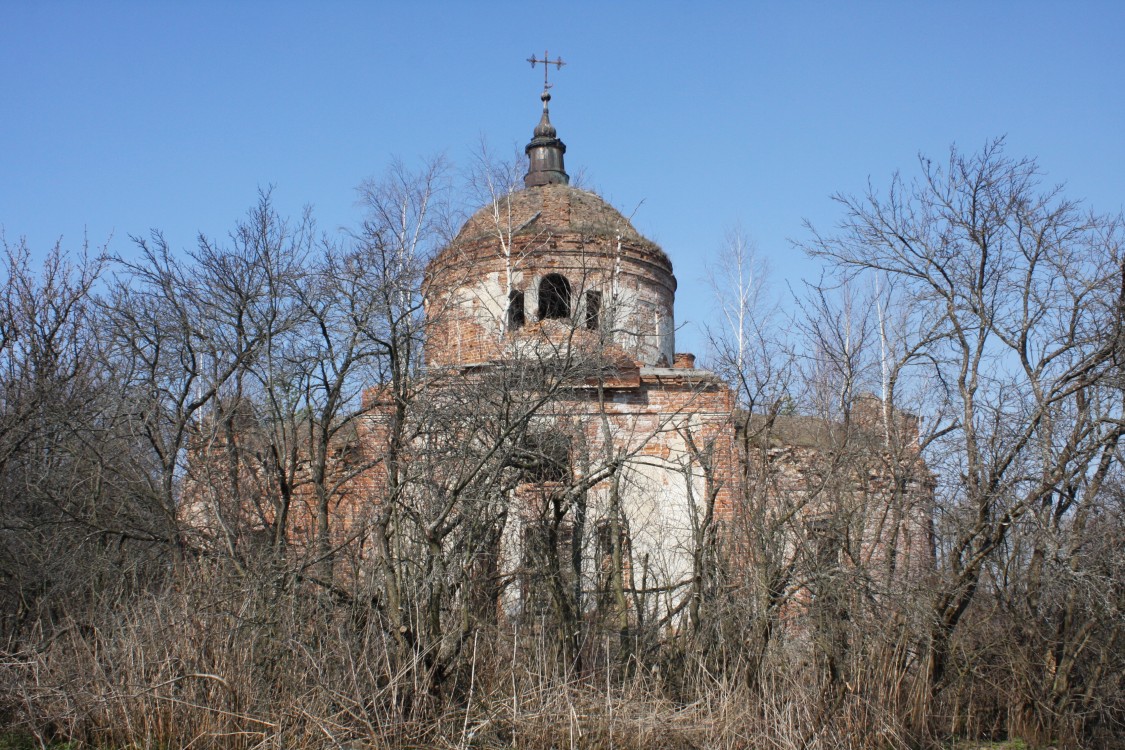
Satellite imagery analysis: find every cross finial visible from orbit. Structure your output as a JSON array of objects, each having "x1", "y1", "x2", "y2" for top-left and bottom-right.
[{"x1": 527, "y1": 50, "x2": 566, "y2": 90}]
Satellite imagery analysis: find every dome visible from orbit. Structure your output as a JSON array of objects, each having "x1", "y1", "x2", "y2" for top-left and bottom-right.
[
  {"x1": 422, "y1": 88, "x2": 677, "y2": 369},
  {"x1": 438, "y1": 184, "x2": 673, "y2": 274}
]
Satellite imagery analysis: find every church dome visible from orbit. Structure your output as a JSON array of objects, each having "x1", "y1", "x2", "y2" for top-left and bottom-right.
[
  {"x1": 423, "y1": 88, "x2": 677, "y2": 369},
  {"x1": 439, "y1": 183, "x2": 673, "y2": 275}
]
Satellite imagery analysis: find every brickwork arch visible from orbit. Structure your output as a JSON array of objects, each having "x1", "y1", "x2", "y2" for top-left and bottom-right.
[{"x1": 538, "y1": 273, "x2": 572, "y2": 320}]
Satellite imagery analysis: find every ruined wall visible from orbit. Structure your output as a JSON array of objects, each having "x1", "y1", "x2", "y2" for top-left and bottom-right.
[
  {"x1": 181, "y1": 411, "x2": 382, "y2": 558},
  {"x1": 732, "y1": 405, "x2": 935, "y2": 601},
  {"x1": 491, "y1": 362, "x2": 738, "y2": 615}
]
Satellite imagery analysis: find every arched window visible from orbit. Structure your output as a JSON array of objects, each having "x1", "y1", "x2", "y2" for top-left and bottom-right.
[
  {"x1": 537, "y1": 274, "x2": 571, "y2": 320},
  {"x1": 520, "y1": 431, "x2": 571, "y2": 483},
  {"x1": 507, "y1": 290, "x2": 526, "y2": 330}
]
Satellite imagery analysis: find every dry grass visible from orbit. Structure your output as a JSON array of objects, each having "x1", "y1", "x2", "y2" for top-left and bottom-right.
[{"x1": 0, "y1": 566, "x2": 1114, "y2": 750}]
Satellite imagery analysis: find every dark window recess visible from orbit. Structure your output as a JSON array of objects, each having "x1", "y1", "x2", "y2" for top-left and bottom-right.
[
  {"x1": 507, "y1": 290, "x2": 526, "y2": 330},
  {"x1": 596, "y1": 520, "x2": 616, "y2": 560},
  {"x1": 519, "y1": 431, "x2": 571, "y2": 483},
  {"x1": 538, "y1": 273, "x2": 571, "y2": 320},
  {"x1": 584, "y1": 290, "x2": 602, "y2": 331},
  {"x1": 520, "y1": 519, "x2": 575, "y2": 615}
]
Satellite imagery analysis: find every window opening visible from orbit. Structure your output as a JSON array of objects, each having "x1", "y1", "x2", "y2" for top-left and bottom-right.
[
  {"x1": 519, "y1": 431, "x2": 571, "y2": 483},
  {"x1": 507, "y1": 290, "x2": 526, "y2": 330},
  {"x1": 584, "y1": 290, "x2": 602, "y2": 331},
  {"x1": 520, "y1": 517, "x2": 575, "y2": 616},
  {"x1": 538, "y1": 274, "x2": 571, "y2": 320}
]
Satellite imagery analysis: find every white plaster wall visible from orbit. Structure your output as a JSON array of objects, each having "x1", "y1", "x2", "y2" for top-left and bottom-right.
[
  {"x1": 441, "y1": 259, "x2": 674, "y2": 367},
  {"x1": 616, "y1": 453, "x2": 704, "y2": 599}
]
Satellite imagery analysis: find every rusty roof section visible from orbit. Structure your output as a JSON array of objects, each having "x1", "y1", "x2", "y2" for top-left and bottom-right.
[{"x1": 445, "y1": 184, "x2": 672, "y2": 269}]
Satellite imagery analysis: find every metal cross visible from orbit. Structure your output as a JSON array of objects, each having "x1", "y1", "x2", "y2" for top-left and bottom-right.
[{"x1": 527, "y1": 51, "x2": 566, "y2": 90}]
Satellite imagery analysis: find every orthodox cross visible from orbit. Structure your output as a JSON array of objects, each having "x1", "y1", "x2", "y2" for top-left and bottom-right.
[{"x1": 527, "y1": 51, "x2": 566, "y2": 90}]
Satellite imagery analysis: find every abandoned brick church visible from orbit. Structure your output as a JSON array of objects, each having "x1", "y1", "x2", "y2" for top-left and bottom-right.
[
  {"x1": 189, "y1": 79, "x2": 932, "y2": 614},
  {"x1": 378, "y1": 80, "x2": 928, "y2": 603}
]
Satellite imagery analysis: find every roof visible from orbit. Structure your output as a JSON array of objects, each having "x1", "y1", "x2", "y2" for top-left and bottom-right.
[{"x1": 441, "y1": 184, "x2": 672, "y2": 271}]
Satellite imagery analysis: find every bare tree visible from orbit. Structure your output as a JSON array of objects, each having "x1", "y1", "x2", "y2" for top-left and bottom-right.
[
  {"x1": 176, "y1": 194, "x2": 316, "y2": 566},
  {"x1": 802, "y1": 138, "x2": 1125, "y2": 739}
]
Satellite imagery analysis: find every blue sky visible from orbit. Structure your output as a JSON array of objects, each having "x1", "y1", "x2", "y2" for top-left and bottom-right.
[{"x1": 3, "y1": 2, "x2": 1123, "y2": 358}]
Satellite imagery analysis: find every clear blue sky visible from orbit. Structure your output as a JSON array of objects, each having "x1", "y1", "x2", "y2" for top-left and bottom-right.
[{"x1": 3, "y1": 2, "x2": 1122, "y2": 358}]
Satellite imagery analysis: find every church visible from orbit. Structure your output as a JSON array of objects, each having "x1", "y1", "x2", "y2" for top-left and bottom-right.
[
  {"x1": 362, "y1": 79, "x2": 740, "y2": 616},
  {"x1": 186, "y1": 72, "x2": 932, "y2": 628},
  {"x1": 351, "y1": 76, "x2": 931, "y2": 620}
]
